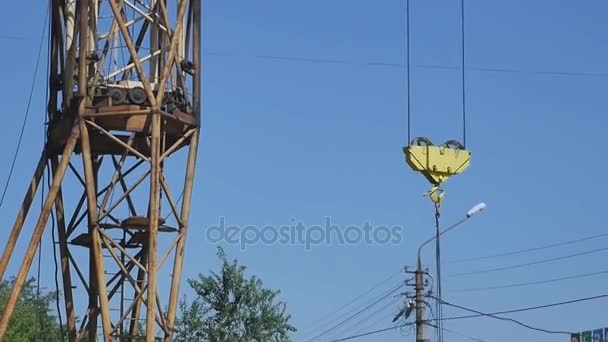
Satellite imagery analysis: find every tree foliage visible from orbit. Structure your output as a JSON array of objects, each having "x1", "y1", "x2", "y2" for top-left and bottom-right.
[
  {"x1": 175, "y1": 247, "x2": 296, "y2": 342},
  {"x1": 0, "y1": 277, "x2": 63, "y2": 342}
]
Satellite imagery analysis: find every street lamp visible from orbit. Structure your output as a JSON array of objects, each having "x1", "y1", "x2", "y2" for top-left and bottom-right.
[
  {"x1": 417, "y1": 202, "x2": 486, "y2": 262},
  {"x1": 414, "y1": 202, "x2": 486, "y2": 342}
]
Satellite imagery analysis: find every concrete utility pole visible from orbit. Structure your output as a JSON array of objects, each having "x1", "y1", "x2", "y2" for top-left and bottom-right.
[
  {"x1": 415, "y1": 259, "x2": 426, "y2": 342},
  {"x1": 407, "y1": 203, "x2": 485, "y2": 342},
  {"x1": 0, "y1": 1, "x2": 201, "y2": 341}
]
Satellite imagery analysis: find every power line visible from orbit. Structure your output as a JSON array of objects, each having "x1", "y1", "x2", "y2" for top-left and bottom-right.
[
  {"x1": 332, "y1": 296, "x2": 399, "y2": 339},
  {"x1": 426, "y1": 322, "x2": 484, "y2": 342},
  {"x1": 417, "y1": 64, "x2": 608, "y2": 77},
  {"x1": 432, "y1": 294, "x2": 608, "y2": 322},
  {"x1": 301, "y1": 269, "x2": 402, "y2": 333},
  {"x1": 453, "y1": 269, "x2": 608, "y2": 293},
  {"x1": 0, "y1": 5, "x2": 49, "y2": 212},
  {"x1": 0, "y1": 34, "x2": 28, "y2": 41},
  {"x1": 434, "y1": 297, "x2": 572, "y2": 335},
  {"x1": 306, "y1": 283, "x2": 405, "y2": 342},
  {"x1": 447, "y1": 233, "x2": 608, "y2": 264},
  {"x1": 203, "y1": 51, "x2": 608, "y2": 78},
  {"x1": 328, "y1": 323, "x2": 411, "y2": 342},
  {"x1": 449, "y1": 247, "x2": 608, "y2": 277}
]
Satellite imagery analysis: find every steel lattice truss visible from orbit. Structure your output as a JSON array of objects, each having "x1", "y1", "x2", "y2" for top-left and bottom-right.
[{"x1": 0, "y1": 0, "x2": 201, "y2": 341}]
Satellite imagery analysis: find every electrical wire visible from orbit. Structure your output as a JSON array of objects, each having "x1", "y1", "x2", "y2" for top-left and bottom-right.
[
  {"x1": 328, "y1": 290, "x2": 608, "y2": 341},
  {"x1": 434, "y1": 297, "x2": 572, "y2": 335},
  {"x1": 449, "y1": 247, "x2": 608, "y2": 277},
  {"x1": 48, "y1": 163, "x2": 64, "y2": 339},
  {"x1": 331, "y1": 296, "x2": 400, "y2": 340},
  {"x1": 306, "y1": 283, "x2": 405, "y2": 342},
  {"x1": 432, "y1": 294, "x2": 608, "y2": 323},
  {"x1": 203, "y1": 51, "x2": 608, "y2": 78},
  {"x1": 447, "y1": 233, "x2": 608, "y2": 264},
  {"x1": 44, "y1": 1, "x2": 63, "y2": 336},
  {"x1": 301, "y1": 269, "x2": 402, "y2": 333},
  {"x1": 0, "y1": 34, "x2": 28, "y2": 40},
  {"x1": 0, "y1": 3, "x2": 49, "y2": 212},
  {"x1": 453, "y1": 269, "x2": 608, "y2": 293},
  {"x1": 426, "y1": 322, "x2": 484, "y2": 342},
  {"x1": 424, "y1": 299, "x2": 439, "y2": 342},
  {"x1": 328, "y1": 322, "x2": 412, "y2": 342},
  {"x1": 35, "y1": 4, "x2": 51, "y2": 324}
]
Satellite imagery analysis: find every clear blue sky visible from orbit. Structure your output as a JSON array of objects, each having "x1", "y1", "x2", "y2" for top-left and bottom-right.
[{"x1": 1, "y1": 1, "x2": 608, "y2": 341}]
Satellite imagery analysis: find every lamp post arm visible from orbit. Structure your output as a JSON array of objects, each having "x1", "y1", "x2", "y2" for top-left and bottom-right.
[{"x1": 417, "y1": 216, "x2": 469, "y2": 261}]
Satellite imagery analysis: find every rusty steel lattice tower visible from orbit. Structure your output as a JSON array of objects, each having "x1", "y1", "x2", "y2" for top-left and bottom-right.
[{"x1": 0, "y1": 0, "x2": 201, "y2": 340}]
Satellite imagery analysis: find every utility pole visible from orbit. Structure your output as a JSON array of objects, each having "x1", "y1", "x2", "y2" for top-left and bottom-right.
[
  {"x1": 397, "y1": 263, "x2": 428, "y2": 342},
  {"x1": 397, "y1": 204, "x2": 485, "y2": 342},
  {"x1": 0, "y1": 1, "x2": 201, "y2": 341},
  {"x1": 415, "y1": 259, "x2": 426, "y2": 342}
]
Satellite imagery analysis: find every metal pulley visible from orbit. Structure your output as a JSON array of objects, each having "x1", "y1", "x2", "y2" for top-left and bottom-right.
[{"x1": 403, "y1": 137, "x2": 471, "y2": 202}]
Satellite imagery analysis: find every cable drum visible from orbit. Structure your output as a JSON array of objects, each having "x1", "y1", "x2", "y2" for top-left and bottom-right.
[
  {"x1": 441, "y1": 140, "x2": 465, "y2": 150},
  {"x1": 128, "y1": 86, "x2": 147, "y2": 105},
  {"x1": 410, "y1": 137, "x2": 433, "y2": 146},
  {"x1": 109, "y1": 88, "x2": 127, "y2": 105}
]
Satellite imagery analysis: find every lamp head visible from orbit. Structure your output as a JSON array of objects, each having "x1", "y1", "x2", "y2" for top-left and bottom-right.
[{"x1": 466, "y1": 202, "x2": 486, "y2": 218}]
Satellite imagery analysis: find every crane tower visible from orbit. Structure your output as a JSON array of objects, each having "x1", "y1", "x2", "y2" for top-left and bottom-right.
[{"x1": 0, "y1": 0, "x2": 201, "y2": 340}]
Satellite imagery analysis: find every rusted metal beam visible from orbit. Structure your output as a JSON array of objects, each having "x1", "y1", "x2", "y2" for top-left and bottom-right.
[
  {"x1": 146, "y1": 109, "x2": 162, "y2": 341},
  {"x1": 159, "y1": 176, "x2": 184, "y2": 227},
  {"x1": 164, "y1": 0, "x2": 201, "y2": 337},
  {"x1": 79, "y1": 120, "x2": 113, "y2": 342},
  {"x1": 0, "y1": 124, "x2": 79, "y2": 340},
  {"x1": 0, "y1": 153, "x2": 46, "y2": 281},
  {"x1": 99, "y1": 230, "x2": 147, "y2": 271},
  {"x1": 51, "y1": 156, "x2": 78, "y2": 342},
  {"x1": 66, "y1": 190, "x2": 87, "y2": 237},
  {"x1": 111, "y1": 156, "x2": 138, "y2": 216},
  {"x1": 68, "y1": 250, "x2": 90, "y2": 295},
  {"x1": 158, "y1": 232, "x2": 184, "y2": 270},
  {"x1": 159, "y1": 128, "x2": 196, "y2": 162},
  {"x1": 129, "y1": 247, "x2": 147, "y2": 339},
  {"x1": 85, "y1": 120, "x2": 150, "y2": 161},
  {"x1": 100, "y1": 235, "x2": 142, "y2": 292},
  {"x1": 98, "y1": 169, "x2": 151, "y2": 222},
  {"x1": 97, "y1": 133, "x2": 136, "y2": 216},
  {"x1": 164, "y1": 133, "x2": 199, "y2": 339}
]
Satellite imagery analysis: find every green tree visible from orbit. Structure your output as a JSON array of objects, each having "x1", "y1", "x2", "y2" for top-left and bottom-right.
[
  {"x1": 0, "y1": 277, "x2": 63, "y2": 342},
  {"x1": 175, "y1": 247, "x2": 296, "y2": 342}
]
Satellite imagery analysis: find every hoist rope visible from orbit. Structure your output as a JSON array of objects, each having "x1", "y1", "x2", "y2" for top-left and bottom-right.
[
  {"x1": 405, "y1": 0, "x2": 412, "y2": 144},
  {"x1": 460, "y1": 0, "x2": 467, "y2": 147},
  {"x1": 434, "y1": 202, "x2": 444, "y2": 342},
  {"x1": 405, "y1": 0, "x2": 468, "y2": 147},
  {"x1": 49, "y1": 166, "x2": 64, "y2": 340}
]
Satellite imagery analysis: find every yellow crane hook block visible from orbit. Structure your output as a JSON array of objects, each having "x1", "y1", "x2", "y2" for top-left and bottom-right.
[{"x1": 403, "y1": 137, "x2": 471, "y2": 186}]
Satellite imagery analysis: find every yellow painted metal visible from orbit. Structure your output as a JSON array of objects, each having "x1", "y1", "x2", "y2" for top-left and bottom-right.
[
  {"x1": 427, "y1": 186, "x2": 444, "y2": 203},
  {"x1": 404, "y1": 138, "x2": 471, "y2": 186}
]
